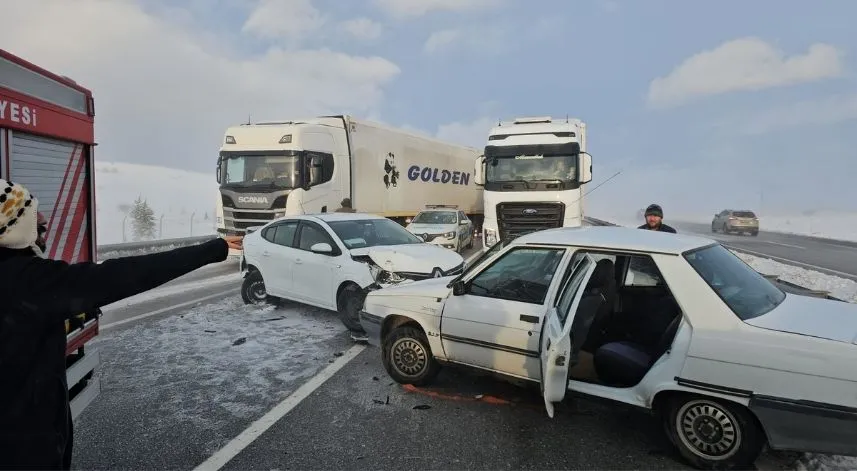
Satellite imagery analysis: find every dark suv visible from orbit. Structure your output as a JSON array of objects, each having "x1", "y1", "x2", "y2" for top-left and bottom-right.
[{"x1": 711, "y1": 210, "x2": 759, "y2": 236}]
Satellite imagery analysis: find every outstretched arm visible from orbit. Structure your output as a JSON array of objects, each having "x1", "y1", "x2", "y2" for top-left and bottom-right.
[{"x1": 11, "y1": 238, "x2": 231, "y2": 317}]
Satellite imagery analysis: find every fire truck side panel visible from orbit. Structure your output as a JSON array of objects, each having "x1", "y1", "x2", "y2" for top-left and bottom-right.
[{"x1": 8, "y1": 132, "x2": 92, "y2": 263}]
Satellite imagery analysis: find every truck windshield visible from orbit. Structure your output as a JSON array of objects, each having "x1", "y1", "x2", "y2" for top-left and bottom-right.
[
  {"x1": 412, "y1": 211, "x2": 457, "y2": 225},
  {"x1": 684, "y1": 244, "x2": 786, "y2": 321},
  {"x1": 221, "y1": 154, "x2": 299, "y2": 189},
  {"x1": 327, "y1": 218, "x2": 423, "y2": 249},
  {"x1": 486, "y1": 154, "x2": 577, "y2": 183}
]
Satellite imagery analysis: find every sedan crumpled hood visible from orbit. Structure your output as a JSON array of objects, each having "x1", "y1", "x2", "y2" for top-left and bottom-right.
[
  {"x1": 745, "y1": 293, "x2": 857, "y2": 345},
  {"x1": 366, "y1": 276, "x2": 454, "y2": 300},
  {"x1": 350, "y1": 243, "x2": 463, "y2": 275}
]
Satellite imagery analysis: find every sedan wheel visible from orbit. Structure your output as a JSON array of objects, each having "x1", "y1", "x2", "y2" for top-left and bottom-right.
[
  {"x1": 664, "y1": 395, "x2": 764, "y2": 470},
  {"x1": 676, "y1": 399, "x2": 741, "y2": 460},
  {"x1": 382, "y1": 326, "x2": 440, "y2": 386},
  {"x1": 241, "y1": 271, "x2": 270, "y2": 305}
]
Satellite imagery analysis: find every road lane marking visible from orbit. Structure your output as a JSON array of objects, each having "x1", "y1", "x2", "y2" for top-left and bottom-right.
[
  {"x1": 193, "y1": 344, "x2": 366, "y2": 471},
  {"x1": 724, "y1": 245, "x2": 857, "y2": 281},
  {"x1": 101, "y1": 289, "x2": 239, "y2": 330},
  {"x1": 762, "y1": 240, "x2": 806, "y2": 250}
]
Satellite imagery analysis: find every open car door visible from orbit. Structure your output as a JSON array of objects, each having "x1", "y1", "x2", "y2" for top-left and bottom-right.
[{"x1": 540, "y1": 253, "x2": 597, "y2": 418}]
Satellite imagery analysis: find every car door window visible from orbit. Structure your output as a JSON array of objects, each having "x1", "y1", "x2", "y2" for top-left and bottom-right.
[
  {"x1": 297, "y1": 222, "x2": 335, "y2": 251},
  {"x1": 270, "y1": 222, "x2": 298, "y2": 247},
  {"x1": 468, "y1": 247, "x2": 565, "y2": 304},
  {"x1": 624, "y1": 256, "x2": 663, "y2": 287},
  {"x1": 554, "y1": 256, "x2": 594, "y2": 325}
]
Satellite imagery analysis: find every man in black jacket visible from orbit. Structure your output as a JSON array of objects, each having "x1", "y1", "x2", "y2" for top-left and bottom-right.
[
  {"x1": 638, "y1": 203, "x2": 677, "y2": 233},
  {"x1": 0, "y1": 179, "x2": 242, "y2": 470}
]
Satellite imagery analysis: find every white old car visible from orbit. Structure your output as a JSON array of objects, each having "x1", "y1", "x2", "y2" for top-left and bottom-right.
[
  {"x1": 240, "y1": 213, "x2": 464, "y2": 332},
  {"x1": 360, "y1": 226, "x2": 857, "y2": 470}
]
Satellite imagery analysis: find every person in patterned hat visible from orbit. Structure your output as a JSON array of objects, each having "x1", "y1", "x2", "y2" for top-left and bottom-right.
[{"x1": 0, "y1": 179, "x2": 243, "y2": 470}]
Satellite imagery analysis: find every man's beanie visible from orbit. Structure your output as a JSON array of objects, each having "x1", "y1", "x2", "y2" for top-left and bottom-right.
[
  {"x1": 0, "y1": 179, "x2": 39, "y2": 252},
  {"x1": 645, "y1": 204, "x2": 663, "y2": 218}
]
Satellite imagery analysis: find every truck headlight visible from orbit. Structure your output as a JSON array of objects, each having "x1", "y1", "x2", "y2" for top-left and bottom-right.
[
  {"x1": 274, "y1": 212, "x2": 286, "y2": 218},
  {"x1": 485, "y1": 229, "x2": 498, "y2": 247}
]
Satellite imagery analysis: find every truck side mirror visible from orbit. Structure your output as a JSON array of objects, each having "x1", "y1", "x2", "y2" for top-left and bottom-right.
[
  {"x1": 474, "y1": 155, "x2": 485, "y2": 186},
  {"x1": 578, "y1": 152, "x2": 592, "y2": 184},
  {"x1": 216, "y1": 157, "x2": 222, "y2": 184}
]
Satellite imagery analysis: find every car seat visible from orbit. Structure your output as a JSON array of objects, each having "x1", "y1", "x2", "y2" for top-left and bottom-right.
[{"x1": 592, "y1": 313, "x2": 682, "y2": 387}]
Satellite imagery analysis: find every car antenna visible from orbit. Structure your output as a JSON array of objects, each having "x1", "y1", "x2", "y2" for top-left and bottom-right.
[
  {"x1": 247, "y1": 112, "x2": 251, "y2": 125},
  {"x1": 566, "y1": 170, "x2": 623, "y2": 207}
]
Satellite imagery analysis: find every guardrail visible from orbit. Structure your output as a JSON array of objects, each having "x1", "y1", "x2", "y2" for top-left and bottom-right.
[
  {"x1": 97, "y1": 235, "x2": 217, "y2": 260},
  {"x1": 583, "y1": 217, "x2": 848, "y2": 302}
]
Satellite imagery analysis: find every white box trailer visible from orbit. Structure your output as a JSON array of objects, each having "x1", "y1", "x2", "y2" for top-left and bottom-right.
[
  {"x1": 0, "y1": 49, "x2": 101, "y2": 420},
  {"x1": 215, "y1": 115, "x2": 484, "y2": 240}
]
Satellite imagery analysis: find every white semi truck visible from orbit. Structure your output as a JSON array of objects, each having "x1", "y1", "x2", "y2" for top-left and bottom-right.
[
  {"x1": 474, "y1": 116, "x2": 592, "y2": 249},
  {"x1": 215, "y1": 115, "x2": 484, "y2": 246}
]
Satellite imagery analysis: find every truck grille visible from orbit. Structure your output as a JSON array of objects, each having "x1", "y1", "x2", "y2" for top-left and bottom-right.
[{"x1": 496, "y1": 202, "x2": 565, "y2": 240}]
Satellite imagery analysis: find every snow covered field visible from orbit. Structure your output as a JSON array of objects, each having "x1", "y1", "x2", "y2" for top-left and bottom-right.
[{"x1": 95, "y1": 161, "x2": 218, "y2": 245}]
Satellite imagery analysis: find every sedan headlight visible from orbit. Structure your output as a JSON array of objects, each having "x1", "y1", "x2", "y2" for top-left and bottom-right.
[{"x1": 444, "y1": 231, "x2": 456, "y2": 239}]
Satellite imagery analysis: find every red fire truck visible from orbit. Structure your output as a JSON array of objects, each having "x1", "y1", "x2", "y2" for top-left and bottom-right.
[{"x1": 0, "y1": 49, "x2": 100, "y2": 419}]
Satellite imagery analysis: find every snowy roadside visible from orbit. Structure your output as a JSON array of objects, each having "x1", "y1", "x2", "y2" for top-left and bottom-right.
[{"x1": 735, "y1": 252, "x2": 857, "y2": 303}]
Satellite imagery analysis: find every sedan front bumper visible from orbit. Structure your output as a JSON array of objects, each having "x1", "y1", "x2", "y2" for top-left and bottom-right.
[{"x1": 358, "y1": 311, "x2": 383, "y2": 347}]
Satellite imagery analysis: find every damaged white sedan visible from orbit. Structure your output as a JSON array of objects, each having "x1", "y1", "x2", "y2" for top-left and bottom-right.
[
  {"x1": 360, "y1": 226, "x2": 857, "y2": 470},
  {"x1": 240, "y1": 213, "x2": 464, "y2": 332}
]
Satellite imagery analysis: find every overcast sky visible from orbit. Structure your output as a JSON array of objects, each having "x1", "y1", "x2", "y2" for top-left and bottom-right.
[{"x1": 3, "y1": 0, "x2": 855, "y2": 219}]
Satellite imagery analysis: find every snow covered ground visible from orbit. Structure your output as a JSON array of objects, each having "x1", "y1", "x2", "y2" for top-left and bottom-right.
[
  {"x1": 735, "y1": 251, "x2": 857, "y2": 304},
  {"x1": 95, "y1": 161, "x2": 218, "y2": 245},
  {"x1": 75, "y1": 296, "x2": 353, "y2": 468}
]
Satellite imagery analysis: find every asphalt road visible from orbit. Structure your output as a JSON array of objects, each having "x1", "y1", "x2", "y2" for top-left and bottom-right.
[
  {"x1": 99, "y1": 259, "x2": 242, "y2": 328},
  {"x1": 221, "y1": 347, "x2": 692, "y2": 471},
  {"x1": 672, "y1": 221, "x2": 857, "y2": 280}
]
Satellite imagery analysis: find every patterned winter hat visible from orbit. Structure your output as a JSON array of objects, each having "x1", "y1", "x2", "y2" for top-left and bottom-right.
[{"x1": 0, "y1": 179, "x2": 39, "y2": 252}]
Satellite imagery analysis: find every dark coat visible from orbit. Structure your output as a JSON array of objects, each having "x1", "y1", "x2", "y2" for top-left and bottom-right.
[
  {"x1": 0, "y1": 238, "x2": 229, "y2": 470},
  {"x1": 637, "y1": 223, "x2": 677, "y2": 233}
]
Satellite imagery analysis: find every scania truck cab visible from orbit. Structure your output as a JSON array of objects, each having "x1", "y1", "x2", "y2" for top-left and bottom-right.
[{"x1": 474, "y1": 116, "x2": 592, "y2": 249}]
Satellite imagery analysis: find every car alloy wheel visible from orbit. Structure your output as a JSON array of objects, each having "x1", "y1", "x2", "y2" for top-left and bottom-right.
[
  {"x1": 390, "y1": 337, "x2": 429, "y2": 378},
  {"x1": 675, "y1": 399, "x2": 741, "y2": 461}
]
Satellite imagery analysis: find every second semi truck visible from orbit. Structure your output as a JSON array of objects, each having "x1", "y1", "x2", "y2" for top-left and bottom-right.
[
  {"x1": 215, "y1": 115, "x2": 484, "y2": 249},
  {"x1": 474, "y1": 116, "x2": 592, "y2": 249}
]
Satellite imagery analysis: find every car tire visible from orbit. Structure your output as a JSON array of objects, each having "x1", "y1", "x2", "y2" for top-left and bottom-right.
[
  {"x1": 466, "y1": 233, "x2": 474, "y2": 249},
  {"x1": 663, "y1": 394, "x2": 765, "y2": 470},
  {"x1": 382, "y1": 325, "x2": 441, "y2": 386},
  {"x1": 241, "y1": 270, "x2": 274, "y2": 305},
  {"x1": 337, "y1": 283, "x2": 366, "y2": 333}
]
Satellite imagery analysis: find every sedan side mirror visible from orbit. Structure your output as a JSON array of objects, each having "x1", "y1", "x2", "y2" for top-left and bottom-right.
[
  {"x1": 310, "y1": 242, "x2": 334, "y2": 255},
  {"x1": 452, "y1": 280, "x2": 466, "y2": 296}
]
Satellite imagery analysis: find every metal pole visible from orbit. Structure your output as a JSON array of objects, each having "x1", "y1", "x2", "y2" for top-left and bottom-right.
[
  {"x1": 122, "y1": 215, "x2": 127, "y2": 242},
  {"x1": 190, "y1": 211, "x2": 195, "y2": 236},
  {"x1": 160, "y1": 214, "x2": 165, "y2": 239}
]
